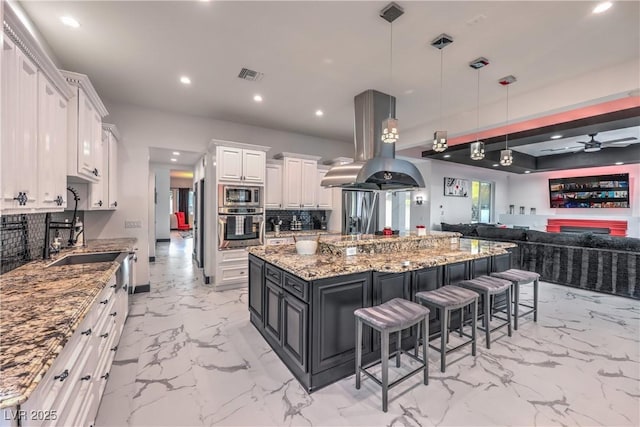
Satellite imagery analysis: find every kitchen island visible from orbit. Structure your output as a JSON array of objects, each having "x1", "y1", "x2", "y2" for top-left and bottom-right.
[{"x1": 247, "y1": 233, "x2": 516, "y2": 392}]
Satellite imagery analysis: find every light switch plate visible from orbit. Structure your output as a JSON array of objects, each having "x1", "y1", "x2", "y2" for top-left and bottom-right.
[{"x1": 125, "y1": 220, "x2": 142, "y2": 229}]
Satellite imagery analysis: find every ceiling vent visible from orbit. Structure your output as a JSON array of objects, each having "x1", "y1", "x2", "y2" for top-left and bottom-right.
[{"x1": 237, "y1": 68, "x2": 264, "y2": 82}]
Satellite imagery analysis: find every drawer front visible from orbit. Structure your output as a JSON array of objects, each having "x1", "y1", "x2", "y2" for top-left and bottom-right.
[
  {"x1": 283, "y1": 273, "x2": 308, "y2": 302},
  {"x1": 265, "y1": 264, "x2": 282, "y2": 286},
  {"x1": 220, "y1": 265, "x2": 249, "y2": 284},
  {"x1": 219, "y1": 250, "x2": 248, "y2": 264}
]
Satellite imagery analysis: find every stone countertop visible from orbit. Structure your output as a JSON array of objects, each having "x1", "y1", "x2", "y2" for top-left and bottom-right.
[
  {"x1": 319, "y1": 230, "x2": 460, "y2": 246},
  {"x1": 0, "y1": 238, "x2": 137, "y2": 409},
  {"x1": 248, "y1": 238, "x2": 516, "y2": 281},
  {"x1": 264, "y1": 230, "x2": 339, "y2": 238}
]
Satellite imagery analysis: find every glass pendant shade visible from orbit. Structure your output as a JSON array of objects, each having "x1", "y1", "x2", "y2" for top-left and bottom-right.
[
  {"x1": 433, "y1": 131, "x2": 448, "y2": 152},
  {"x1": 500, "y1": 149, "x2": 513, "y2": 166},
  {"x1": 470, "y1": 141, "x2": 485, "y2": 160},
  {"x1": 382, "y1": 117, "x2": 399, "y2": 143}
]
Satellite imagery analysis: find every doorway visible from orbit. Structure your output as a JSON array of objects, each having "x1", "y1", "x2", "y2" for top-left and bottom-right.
[{"x1": 471, "y1": 180, "x2": 492, "y2": 223}]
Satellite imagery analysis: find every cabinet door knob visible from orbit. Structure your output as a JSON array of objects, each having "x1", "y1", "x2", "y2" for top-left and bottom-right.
[
  {"x1": 54, "y1": 369, "x2": 69, "y2": 381},
  {"x1": 101, "y1": 373, "x2": 110, "y2": 380},
  {"x1": 100, "y1": 332, "x2": 109, "y2": 339},
  {"x1": 98, "y1": 200, "x2": 103, "y2": 207},
  {"x1": 93, "y1": 168, "x2": 99, "y2": 176},
  {"x1": 113, "y1": 201, "x2": 118, "y2": 207},
  {"x1": 110, "y1": 345, "x2": 118, "y2": 352},
  {"x1": 110, "y1": 311, "x2": 117, "y2": 317},
  {"x1": 100, "y1": 299, "x2": 109, "y2": 304},
  {"x1": 81, "y1": 328, "x2": 92, "y2": 336},
  {"x1": 80, "y1": 375, "x2": 91, "y2": 381},
  {"x1": 55, "y1": 195, "x2": 64, "y2": 206},
  {"x1": 13, "y1": 192, "x2": 28, "y2": 206}
]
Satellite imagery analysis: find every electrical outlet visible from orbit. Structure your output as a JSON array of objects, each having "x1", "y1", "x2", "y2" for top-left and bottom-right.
[
  {"x1": 346, "y1": 247, "x2": 357, "y2": 256},
  {"x1": 125, "y1": 220, "x2": 142, "y2": 229}
]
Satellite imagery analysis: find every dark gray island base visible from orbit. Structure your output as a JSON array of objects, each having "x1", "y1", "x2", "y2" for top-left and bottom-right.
[{"x1": 248, "y1": 239, "x2": 514, "y2": 393}]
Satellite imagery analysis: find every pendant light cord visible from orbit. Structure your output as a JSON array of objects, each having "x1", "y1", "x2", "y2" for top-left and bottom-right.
[
  {"x1": 389, "y1": 22, "x2": 393, "y2": 118},
  {"x1": 476, "y1": 69, "x2": 480, "y2": 142},
  {"x1": 439, "y1": 48, "x2": 443, "y2": 129},
  {"x1": 505, "y1": 84, "x2": 509, "y2": 150}
]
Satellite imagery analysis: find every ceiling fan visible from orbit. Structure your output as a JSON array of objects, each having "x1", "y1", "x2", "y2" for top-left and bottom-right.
[{"x1": 541, "y1": 132, "x2": 638, "y2": 153}]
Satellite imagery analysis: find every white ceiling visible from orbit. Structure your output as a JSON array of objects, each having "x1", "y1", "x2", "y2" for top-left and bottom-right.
[
  {"x1": 19, "y1": 1, "x2": 640, "y2": 146},
  {"x1": 149, "y1": 147, "x2": 201, "y2": 167}
]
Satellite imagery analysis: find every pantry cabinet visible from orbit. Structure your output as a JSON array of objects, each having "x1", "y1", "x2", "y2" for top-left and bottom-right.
[
  {"x1": 62, "y1": 70, "x2": 109, "y2": 184},
  {"x1": 216, "y1": 146, "x2": 266, "y2": 184}
]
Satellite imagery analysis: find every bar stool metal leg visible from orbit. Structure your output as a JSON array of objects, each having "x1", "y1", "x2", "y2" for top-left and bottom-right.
[
  {"x1": 440, "y1": 308, "x2": 448, "y2": 373},
  {"x1": 506, "y1": 285, "x2": 513, "y2": 337},
  {"x1": 484, "y1": 291, "x2": 491, "y2": 348},
  {"x1": 396, "y1": 331, "x2": 401, "y2": 368},
  {"x1": 533, "y1": 279, "x2": 539, "y2": 322},
  {"x1": 381, "y1": 330, "x2": 389, "y2": 412},
  {"x1": 471, "y1": 299, "x2": 477, "y2": 356},
  {"x1": 355, "y1": 318, "x2": 362, "y2": 390},
  {"x1": 422, "y1": 318, "x2": 429, "y2": 385},
  {"x1": 513, "y1": 283, "x2": 520, "y2": 330}
]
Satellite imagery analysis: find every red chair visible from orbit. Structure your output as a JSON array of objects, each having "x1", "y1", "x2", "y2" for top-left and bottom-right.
[{"x1": 175, "y1": 212, "x2": 191, "y2": 230}]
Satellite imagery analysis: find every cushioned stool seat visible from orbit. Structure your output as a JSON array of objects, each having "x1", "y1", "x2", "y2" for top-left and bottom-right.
[
  {"x1": 415, "y1": 285, "x2": 479, "y2": 373},
  {"x1": 457, "y1": 276, "x2": 513, "y2": 348},
  {"x1": 354, "y1": 298, "x2": 430, "y2": 412},
  {"x1": 491, "y1": 269, "x2": 540, "y2": 330}
]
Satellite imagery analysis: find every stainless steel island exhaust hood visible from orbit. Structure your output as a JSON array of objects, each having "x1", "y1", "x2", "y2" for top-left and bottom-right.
[{"x1": 321, "y1": 89, "x2": 425, "y2": 190}]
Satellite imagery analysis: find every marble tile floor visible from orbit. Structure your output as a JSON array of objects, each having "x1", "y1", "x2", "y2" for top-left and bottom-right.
[{"x1": 95, "y1": 233, "x2": 640, "y2": 427}]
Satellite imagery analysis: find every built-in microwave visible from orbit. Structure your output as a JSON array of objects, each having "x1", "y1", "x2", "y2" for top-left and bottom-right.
[{"x1": 218, "y1": 185, "x2": 262, "y2": 209}]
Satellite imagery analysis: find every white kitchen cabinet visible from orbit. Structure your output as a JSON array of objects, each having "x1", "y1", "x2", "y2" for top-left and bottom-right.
[
  {"x1": 216, "y1": 146, "x2": 266, "y2": 184},
  {"x1": 62, "y1": 70, "x2": 108, "y2": 184},
  {"x1": 265, "y1": 163, "x2": 283, "y2": 208},
  {"x1": 105, "y1": 125, "x2": 120, "y2": 209},
  {"x1": 281, "y1": 156, "x2": 319, "y2": 209},
  {"x1": 316, "y1": 168, "x2": 333, "y2": 209},
  {"x1": 86, "y1": 124, "x2": 120, "y2": 210},
  {"x1": 215, "y1": 249, "x2": 249, "y2": 289},
  {"x1": 37, "y1": 74, "x2": 68, "y2": 210},
  {"x1": 1, "y1": 37, "x2": 39, "y2": 211}
]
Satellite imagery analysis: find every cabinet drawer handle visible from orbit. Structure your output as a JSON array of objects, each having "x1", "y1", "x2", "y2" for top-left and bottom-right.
[
  {"x1": 81, "y1": 328, "x2": 92, "y2": 336},
  {"x1": 240, "y1": 271, "x2": 245, "y2": 275},
  {"x1": 110, "y1": 311, "x2": 117, "y2": 317},
  {"x1": 290, "y1": 283, "x2": 303, "y2": 293},
  {"x1": 110, "y1": 345, "x2": 118, "y2": 352},
  {"x1": 13, "y1": 192, "x2": 28, "y2": 206},
  {"x1": 101, "y1": 373, "x2": 110, "y2": 380},
  {"x1": 100, "y1": 332, "x2": 109, "y2": 339},
  {"x1": 100, "y1": 299, "x2": 109, "y2": 304},
  {"x1": 80, "y1": 375, "x2": 91, "y2": 381},
  {"x1": 54, "y1": 369, "x2": 69, "y2": 382}
]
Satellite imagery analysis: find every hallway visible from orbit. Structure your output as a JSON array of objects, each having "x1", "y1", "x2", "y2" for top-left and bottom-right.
[{"x1": 95, "y1": 234, "x2": 639, "y2": 427}]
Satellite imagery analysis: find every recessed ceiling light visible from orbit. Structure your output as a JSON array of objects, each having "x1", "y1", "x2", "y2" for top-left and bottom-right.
[
  {"x1": 172, "y1": 151, "x2": 180, "y2": 155},
  {"x1": 550, "y1": 134, "x2": 563, "y2": 140},
  {"x1": 404, "y1": 89, "x2": 414, "y2": 95},
  {"x1": 170, "y1": 158, "x2": 177, "y2": 162},
  {"x1": 524, "y1": 170, "x2": 531, "y2": 174},
  {"x1": 492, "y1": 164, "x2": 499, "y2": 167},
  {"x1": 60, "y1": 16, "x2": 80, "y2": 28},
  {"x1": 443, "y1": 154, "x2": 451, "y2": 158},
  {"x1": 593, "y1": 2, "x2": 612, "y2": 14},
  {"x1": 315, "y1": 110, "x2": 324, "y2": 117},
  {"x1": 615, "y1": 161, "x2": 624, "y2": 165},
  {"x1": 179, "y1": 76, "x2": 191, "y2": 85},
  {"x1": 253, "y1": 94, "x2": 263, "y2": 102}
]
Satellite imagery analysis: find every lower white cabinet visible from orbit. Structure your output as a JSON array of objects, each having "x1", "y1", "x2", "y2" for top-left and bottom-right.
[
  {"x1": 18, "y1": 273, "x2": 128, "y2": 427},
  {"x1": 215, "y1": 249, "x2": 249, "y2": 289}
]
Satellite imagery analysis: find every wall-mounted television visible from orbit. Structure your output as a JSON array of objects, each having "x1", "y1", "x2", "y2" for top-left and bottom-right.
[{"x1": 549, "y1": 173, "x2": 630, "y2": 208}]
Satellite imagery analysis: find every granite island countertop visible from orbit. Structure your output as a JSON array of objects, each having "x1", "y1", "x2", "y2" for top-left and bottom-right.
[
  {"x1": 0, "y1": 238, "x2": 137, "y2": 408},
  {"x1": 248, "y1": 238, "x2": 516, "y2": 281}
]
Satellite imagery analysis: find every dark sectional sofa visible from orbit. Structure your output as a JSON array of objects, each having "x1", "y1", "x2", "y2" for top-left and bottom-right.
[{"x1": 441, "y1": 222, "x2": 640, "y2": 300}]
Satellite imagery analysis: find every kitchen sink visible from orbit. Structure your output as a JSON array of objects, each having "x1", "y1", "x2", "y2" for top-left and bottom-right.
[{"x1": 46, "y1": 251, "x2": 124, "y2": 268}]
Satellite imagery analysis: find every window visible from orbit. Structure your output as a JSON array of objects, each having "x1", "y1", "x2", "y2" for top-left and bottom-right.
[
  {"x1": 384, "y1": 191, "x2": 412, "y2": 232},
  {"x1": 471, "y1": 181, "x2": 492, "y2": 223}
]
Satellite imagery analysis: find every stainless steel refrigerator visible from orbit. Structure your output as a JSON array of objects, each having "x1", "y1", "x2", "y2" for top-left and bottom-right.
[{"x1": 342, "y1": 190, "x2": 379, "y2": 235}]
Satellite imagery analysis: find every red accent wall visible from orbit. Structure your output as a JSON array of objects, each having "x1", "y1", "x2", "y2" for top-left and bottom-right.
[{"x1": 546, "y1": 219, "x2": 628, "y2": 237}]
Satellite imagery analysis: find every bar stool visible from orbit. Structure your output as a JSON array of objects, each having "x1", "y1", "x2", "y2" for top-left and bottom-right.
[
  {"x1": 456, "y1": 276, "x2": 512, "y2": 349},
  {"x1": 491, "y1": 269, "x2": 540, "y2": 330},
  {"x1": 415, "y1": 286, "x2": 479, "y2": 373},
  {"x1": 354, "y1": 298, "x2": 430, "y2": 412}
]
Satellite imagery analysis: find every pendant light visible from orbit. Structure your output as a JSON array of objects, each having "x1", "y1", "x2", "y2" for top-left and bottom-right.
[
  {"x1": 380, "y1": 3, "x2": 404, "y2": 144},
  {"x1": 469, "y1": 57, "x2": 489, "y2": 160},
  {"x1": 499, "y1": 75, "x2": 517, "y2": 166},
  {"x1": 431, "y1": 34, "x2": 453, "y2": 152}
]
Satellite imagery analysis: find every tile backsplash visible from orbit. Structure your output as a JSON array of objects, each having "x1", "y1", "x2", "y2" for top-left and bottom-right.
[
  {"x1": 265, "y1": 210, "x2": 327, "y2": 232},
  {"x1": 1, "y1": 211, "x2": 83, "y2": 274}
]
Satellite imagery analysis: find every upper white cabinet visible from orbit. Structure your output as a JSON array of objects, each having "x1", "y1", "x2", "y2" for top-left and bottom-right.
[
  {"x1": 316, "y1": 168, "x2": 333, "y2": 209},
  {"x1": 37, "y1": 74, "x2": 68, "y2": 210},
  {"x1": 105, "y1": 125, "x2": 120, "y2": 209},
  {"x1": 216, "y1": 146, "x2": 266, "y2": 184},
  {"x1": 276, "y1": 153, "x2": 321, "y2": 209},
  {"x1": 62, "y1": 70, "x2": 109, "y2": 184},
  {"x1": 265, "y1": 163, "x2": 283, "y2": 209},
  {"x1": 1, "y1": 37, "x2": 39, "y2": 211}
]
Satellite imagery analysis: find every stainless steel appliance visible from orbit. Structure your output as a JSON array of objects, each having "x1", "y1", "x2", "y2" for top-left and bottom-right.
[
  {"x1": 218, "y1": 184, "x2": 261, "y2": 209},
  {"x1": 218, "y1": 207, "x2": 264, "y2": 250},
  {"x1": 342, "y1": 190, "x2": 379, "y2": 235}
]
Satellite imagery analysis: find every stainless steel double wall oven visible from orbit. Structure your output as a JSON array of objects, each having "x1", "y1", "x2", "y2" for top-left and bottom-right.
[{"x1": 217, "y1": 185, "x2": 264, "y2": 250}]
